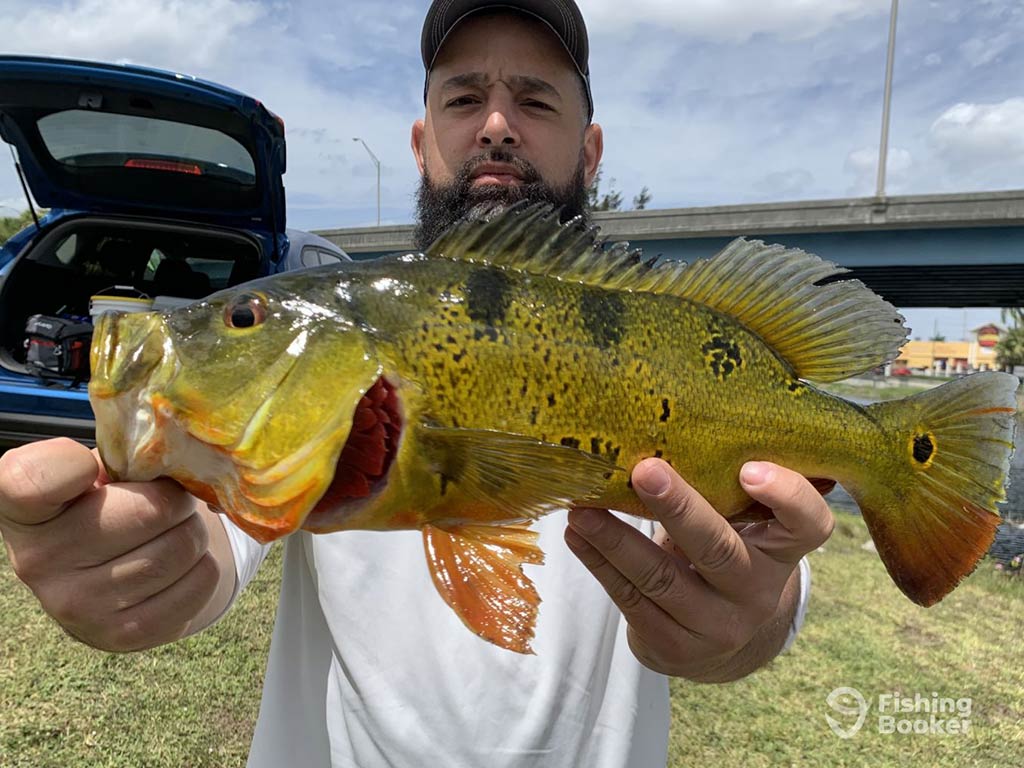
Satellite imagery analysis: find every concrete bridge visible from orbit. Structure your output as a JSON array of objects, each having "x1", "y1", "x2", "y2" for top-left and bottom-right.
[{"x1": 316, "y1": 190, "x2": 1024, "y2": 308}]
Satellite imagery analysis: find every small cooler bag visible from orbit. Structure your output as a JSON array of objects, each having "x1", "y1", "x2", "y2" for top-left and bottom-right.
[{"x1": 24, "y1": 314, "x2": 94, "y2": 381}]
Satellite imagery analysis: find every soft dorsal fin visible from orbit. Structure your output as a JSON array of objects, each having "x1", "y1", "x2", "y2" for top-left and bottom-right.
[
  {"x1": 426, "y1": 202, "x2": 908, "y2": 383},
  {"x1": 637, "y1": 238, "x2": 909, "y2": 382}
]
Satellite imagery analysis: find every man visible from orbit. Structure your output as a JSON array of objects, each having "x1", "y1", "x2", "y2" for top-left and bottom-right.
[{"x1": 0, "y1": 1, "x2": 833, "y2": 765}]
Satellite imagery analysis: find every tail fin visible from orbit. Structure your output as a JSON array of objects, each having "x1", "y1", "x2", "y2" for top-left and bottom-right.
[{"x1": 860, "y1": 371, "x2": 1017, "y2": 606}]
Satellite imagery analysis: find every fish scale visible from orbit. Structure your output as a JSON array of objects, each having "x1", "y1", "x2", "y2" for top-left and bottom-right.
[
  {"x1": 90, "y1": 202, "x2": 1017, "y2": 654},
  {"x1": 380, "y1": 257, "x2": 866, "y2": 519}
]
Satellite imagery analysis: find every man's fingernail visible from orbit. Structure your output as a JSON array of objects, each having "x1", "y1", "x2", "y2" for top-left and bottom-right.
[
  {"x1": 568, "y1": 507, "x2": 603, "y2": 535},
  {"x1": 741, "y1": 462, "x2": 773, "y2": 486},
  {"x1": 634, "y1": 462, "x2": 671, "y2": 496}
]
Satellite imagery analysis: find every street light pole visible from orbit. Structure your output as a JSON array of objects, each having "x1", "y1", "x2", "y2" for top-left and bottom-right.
[
  {"x1": 876, "y1": 0, "x2": 899, "y2": 200},
  {"x1": 352, "y1": 137, "x2": 381, "y2": 226}
]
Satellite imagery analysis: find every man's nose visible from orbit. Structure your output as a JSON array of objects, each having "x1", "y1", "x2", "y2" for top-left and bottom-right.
[{"x1": 477, "y1": 106, "x2": 520, "y2": 147}]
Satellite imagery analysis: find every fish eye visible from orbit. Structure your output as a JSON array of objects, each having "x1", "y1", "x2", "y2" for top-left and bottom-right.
[{"x1": 224, "y1": 292, "x2": 268, "y2": 329}]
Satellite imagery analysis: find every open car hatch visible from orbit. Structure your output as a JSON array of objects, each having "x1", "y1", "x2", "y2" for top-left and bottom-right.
[{"x1": 0, "y1": 55, "x2": 286, "y2": 236}]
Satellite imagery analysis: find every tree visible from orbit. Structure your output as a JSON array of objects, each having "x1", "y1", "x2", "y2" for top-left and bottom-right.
[
  {"x1": 586, "y1": 163, "x2": 649, "y2": 212},
  {"x1": 1001, "y1": 307, "x2": 1024, "y2": 329},
  {"x1": 0, "y1": 210, "x2": 34, "y2": 244},
  {"x1": 996, "y1": 325, "x2": 1024, "y2": 371},
  {"x1": 585, "y1": 164, "x2": 603, "y2": 209},
  {"x1": 928, "y1": 333, "x2": 946, "y2": 342},
  {"x1": 632, "y1": 186, "x2": 652, "y2": 210},
  {"x1": 594, "y1": 182, "x2": 622, "y2": 212},
  {"x1": 996, "y1": 308, "x2": 1024, "y2": 371}
]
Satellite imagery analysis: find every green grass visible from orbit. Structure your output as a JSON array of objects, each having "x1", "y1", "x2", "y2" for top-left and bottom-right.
[
  {"x1": 0, "y1": 544, "x2": 281, "y2": 768},
  {"x1": 669, "y1": 516, "x2": 1024, "y2": 767},
  {"x1": 2, "y1": 514, "x2": 1023, "y2": 767}
]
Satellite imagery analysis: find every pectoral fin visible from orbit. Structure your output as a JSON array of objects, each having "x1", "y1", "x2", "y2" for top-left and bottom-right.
[
  {"x1": 422, "y1": 523, "x2": 544, "y2": 654},
  {"x1": 418, "y1": 425, "x2": 617, "y2": 522}
]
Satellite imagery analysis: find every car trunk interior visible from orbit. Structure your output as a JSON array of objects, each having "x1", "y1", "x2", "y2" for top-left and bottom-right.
[{"x1": 0, "y1": 216, "x2": 262, "y2": 378}]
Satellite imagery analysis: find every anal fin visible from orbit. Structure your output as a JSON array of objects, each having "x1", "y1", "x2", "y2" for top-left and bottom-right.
[{"x1": 422, "y1": 523, "x2": 544, "y2": 654}]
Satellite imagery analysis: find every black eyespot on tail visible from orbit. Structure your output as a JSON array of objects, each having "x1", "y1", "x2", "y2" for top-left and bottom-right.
[{"x1": 912, "y1": 433, "x2": 935, "y2": 465}]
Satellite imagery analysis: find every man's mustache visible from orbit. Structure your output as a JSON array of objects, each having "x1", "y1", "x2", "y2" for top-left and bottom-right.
[{"x1": 457, "y1": 151, "x2": 541, "y2": 185}]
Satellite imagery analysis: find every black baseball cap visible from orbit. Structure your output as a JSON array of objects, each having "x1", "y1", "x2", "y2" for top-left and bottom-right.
[{"x1": 421, "y1": 0, "x2": 593, "y2": 120}]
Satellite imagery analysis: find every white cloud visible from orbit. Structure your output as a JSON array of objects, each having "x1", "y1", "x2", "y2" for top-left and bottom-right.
[
  {"x1": 929, "y1": 98, "x2": 1024, "y2": 182},
  {"x1": 580, "y1": 0, "x2": 891, "y2": 42},
  {"x1": 0, "y1": 196, "x2": 28, "y2": 215},
  {"x1": 0, "y1": 0, "x2": 267, "y2": 68},
  {"x1": 844, "y1": 146, "x2": 912, "y2": 195},
  {"x1": 752, "y1": 168, "x2": 815, "y2": 200},
  {"x1": 0, "y1": 0, "x2": 426, "y2": 228},
  {"x1": 0, "y1": 0, "x2": 1021, "y2": 227},
  {"x1": 959, "y1": 32, "x2": 1013, "y2": 68}
]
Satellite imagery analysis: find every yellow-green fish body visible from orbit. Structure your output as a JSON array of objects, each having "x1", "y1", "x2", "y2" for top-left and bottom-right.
[{"x1": 89, "y1": 204, "x2": 1017, "y2": 653}]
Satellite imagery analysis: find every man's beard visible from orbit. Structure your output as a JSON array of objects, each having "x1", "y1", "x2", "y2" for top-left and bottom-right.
[{"x1": 412, "y1": 149, "x2": 590, "y2": 251}]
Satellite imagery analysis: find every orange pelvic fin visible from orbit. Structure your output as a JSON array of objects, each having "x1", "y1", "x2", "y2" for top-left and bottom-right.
[
  {"x1": 422, "y1": 522, "x2": 544, "y2": 654},
  {"x1": 860, "y1": 371, "x2": 1017, "y2": 606}
]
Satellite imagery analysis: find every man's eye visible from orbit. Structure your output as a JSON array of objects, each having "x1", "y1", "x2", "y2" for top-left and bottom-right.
[
  {"x1": 446, "y1": 96, "x2": 479, "y2": 107},
  {"x1": 523, "y1": 100, "x2": 553, "y2": 111}
]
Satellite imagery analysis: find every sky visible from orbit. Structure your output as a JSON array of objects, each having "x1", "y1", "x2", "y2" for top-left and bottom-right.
[{"x1": 1, "y1": 0, "x2": 1022, "y2": 339}]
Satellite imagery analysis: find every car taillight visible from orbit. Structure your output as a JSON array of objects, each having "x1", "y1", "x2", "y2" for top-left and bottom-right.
[{"x1": 124, "y1": 159, "x2": 203, "y2": 175}]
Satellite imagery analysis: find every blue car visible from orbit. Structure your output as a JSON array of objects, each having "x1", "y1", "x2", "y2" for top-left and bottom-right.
[{"x1": 0, "y1": 55, "x2": 346, "y2": 447}]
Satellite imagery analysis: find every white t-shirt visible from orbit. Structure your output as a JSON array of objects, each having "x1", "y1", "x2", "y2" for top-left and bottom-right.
[{"x1": 221, "y1": 512, "x2": 810, "y2": 768}]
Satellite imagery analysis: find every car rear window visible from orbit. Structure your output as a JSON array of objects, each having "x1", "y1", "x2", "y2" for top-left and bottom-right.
[{"x1": 37, "y1": 110, "x2": 256, "y2": 184}]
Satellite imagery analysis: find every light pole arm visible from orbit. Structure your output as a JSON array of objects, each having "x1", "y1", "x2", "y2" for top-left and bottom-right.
[
  {"x1": 354, "y1": 138, "x2": 380, "y2": 167},
  {"x1": 352, "y1": 137, "x2": 382, "y2": 226}
]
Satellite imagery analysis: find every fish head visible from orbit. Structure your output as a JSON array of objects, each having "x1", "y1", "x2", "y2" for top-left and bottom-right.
[{"x1": 89, "y1": 277, "x2": 387, "y2": 542}]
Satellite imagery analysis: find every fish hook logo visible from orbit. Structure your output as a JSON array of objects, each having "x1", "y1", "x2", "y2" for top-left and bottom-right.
[{"x1": 826, "y1": 686, "x2": 869, "y2": 739}]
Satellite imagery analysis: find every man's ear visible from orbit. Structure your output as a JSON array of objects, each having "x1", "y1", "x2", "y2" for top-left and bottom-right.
[
  {"x1": 411, "y1": 119, "x2": 427, "y2": 176},
  {"x1": 582, "y1": 123, "x2": 604, "y2": 188}
]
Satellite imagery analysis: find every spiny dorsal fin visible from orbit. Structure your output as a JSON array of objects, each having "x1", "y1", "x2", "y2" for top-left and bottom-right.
[
  {"x1": 426, "y1": 203, "x2": 908, "y2": 383},
  {"x1": 426, "y1": 201, "x2": 638, "y2": 280}
]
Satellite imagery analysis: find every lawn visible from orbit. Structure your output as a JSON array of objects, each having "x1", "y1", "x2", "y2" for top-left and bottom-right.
[
  {"x1": 2, "y1": 513, "x2": 1022, "y2": 767},
  {"x1": 668, "y1": 515, "x2": 1024, "y2": 767}
]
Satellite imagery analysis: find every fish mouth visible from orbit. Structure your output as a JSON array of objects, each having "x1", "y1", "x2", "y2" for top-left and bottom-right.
[
  {"x1": 304, "y1": 376, "x2": 402, "y2": 526},
  {"x1": 90, "y1": 311, "x2": 168, "y2": 400}
]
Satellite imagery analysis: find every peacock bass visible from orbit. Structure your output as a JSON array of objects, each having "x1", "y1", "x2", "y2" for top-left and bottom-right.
[{"x1": 89, "y1": 203, "x2": 1017, "y2": 654}]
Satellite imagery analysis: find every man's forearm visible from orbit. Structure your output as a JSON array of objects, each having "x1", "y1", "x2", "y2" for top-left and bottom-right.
[{"x1": 682, "y1": 563, "x2": 802, "y2": 684}]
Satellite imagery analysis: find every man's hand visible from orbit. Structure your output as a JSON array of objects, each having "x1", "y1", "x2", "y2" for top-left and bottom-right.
[
  {"x1": 565, "y1": 458, "x2": 833, "y2": 681},
  {"x1": 0, "y1": 438, "x2": 236, "y2": 652}
]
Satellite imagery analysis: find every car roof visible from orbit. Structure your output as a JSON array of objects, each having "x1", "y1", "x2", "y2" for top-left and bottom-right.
[{"x1": 285, "y1": 228, "x2": 351, "y2": 263}]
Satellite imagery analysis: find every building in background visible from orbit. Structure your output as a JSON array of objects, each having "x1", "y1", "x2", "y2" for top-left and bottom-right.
[{"x1": 893, "y1": 324, "x2": 1003, "y2": 374}]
